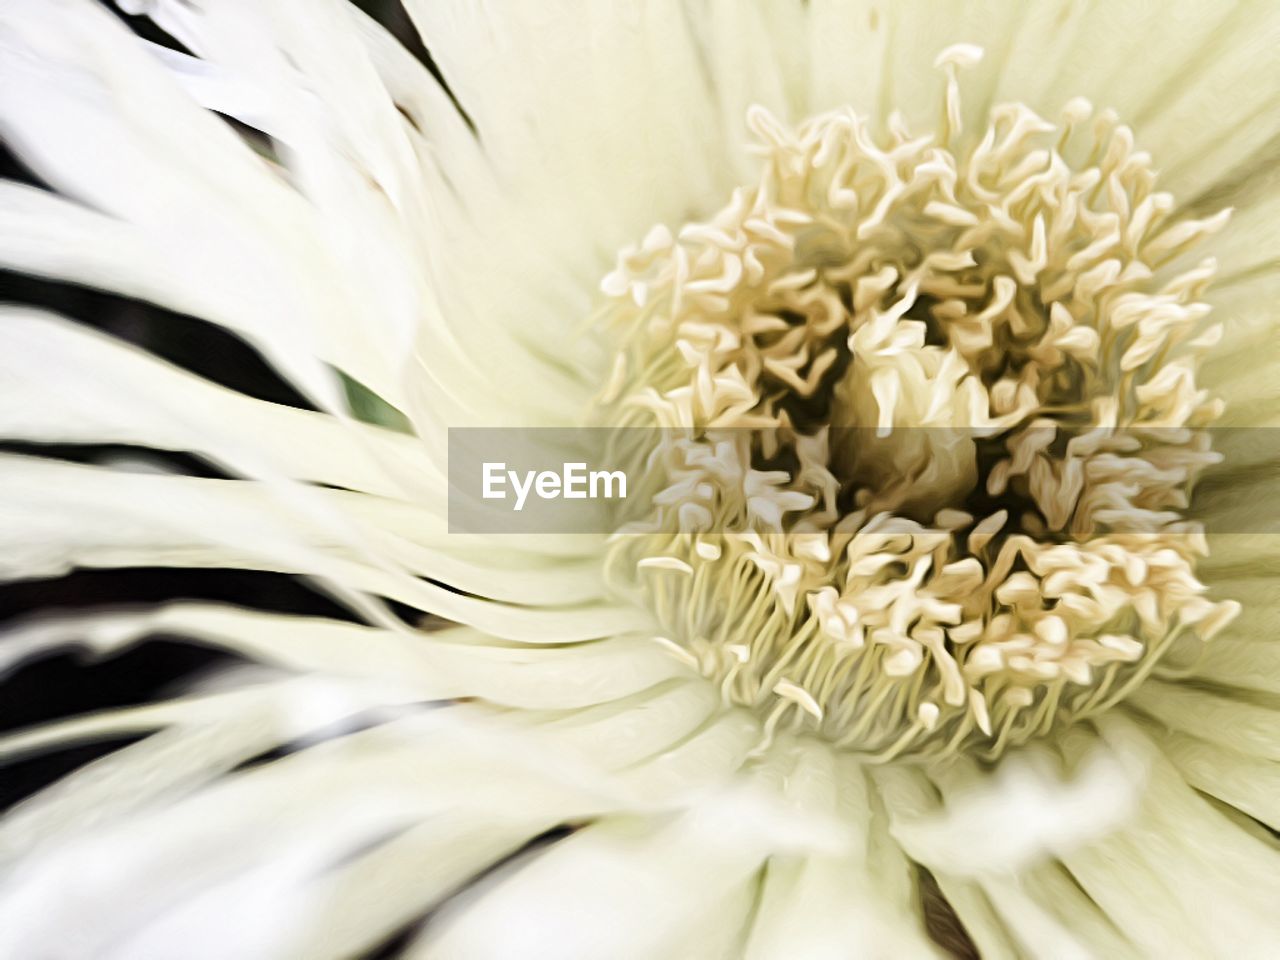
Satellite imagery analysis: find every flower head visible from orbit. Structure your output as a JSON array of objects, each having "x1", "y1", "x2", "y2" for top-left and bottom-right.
[{"x1": 1, "y1": 2, "x2": 1278, "y2": 958}]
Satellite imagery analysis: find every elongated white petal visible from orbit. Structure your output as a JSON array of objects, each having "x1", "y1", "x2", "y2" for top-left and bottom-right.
[
  {"x1": 625, "y1": 726, "x2": 758, "y2": 806},
  {"x1": 882, "y1": 757, "x2": 1125, "y2": 956},
  {"x1": 1161, "y1": 731, "x2": 1280, "y2": 832},
  {"x1": 976, "y1": 871, "x2": 1135, "y2": 960},
  {"x1": 285, "y1": 711, "x2": 731, "y2": 959},
  {"x1": 0, "y1": 0, "x2": 411, "y2": 406},
  {"x1": 984, "y1": 1, "x2": 1280, "y2": 203},
  {"x1": 886, "y1": 737, "x2": 1147, "y2": 877},
  {"x1": 0, "y1": 712, "x2": 531, "y2": 955},
  {"x1": 516, "y1": 680, "x2": 723, "y2": 772},
  {"x1": 0, "y1": 310, "x2": 511, "y2": 623},
  {"x1": 1056, "y1": 713, "x2": 1280, "y2": 957},
  {"x1": 1126, "y1": 681, "x2": 1280, "y2": 761},
  {"x1": 110, "y1": 0, "x2": 600, "y2": 431},
  {"x1": 415, "y1": 813, "x2": 765, "y2": 960},
  {"x1": 402, "y1": 0, "x2": 728, "y2": 271},
  {"x1": 0, "y1": 456, "x2": 633, "y2": 636},
  {"x1": 0, "y1": 306, "x2": 434, "y2": 498},
  {"x1": 127, "y1": 0, "x2": 430, "y2": 224},
  {"x1": 127, "y1": 0, "x2": 683, "y2": 426},
  {"x1": 802, "y1": 2, "x2": 1280, "y2": 269},
  {"x1": 0, "y1": 673, "x2": 419, "y2": 768},
  {"x1": 682, "y1": 0, "x2": 796, "y2": 177},
  {"x1": 417, "y1": 753, "x2": 860, "y2": 958},
  {"x1": 103, "y1": 832, "x2": 367, "y2": 960},
  {"x1": 5, "y1": 701, "x2": 765, "y2": 956},
  {"x1": 0, "y1": 788, "x2": 412, "y2": 960},
  {"x1": 745, "y1": 745, "x2": 940, "y2": 959},
  {"x1": 0, "y1": 675, "x2": 394, "y2": 864},
  {"x1": 880, "y1": 716, "x2": 1280, "y2": 957},
  {"x1": 1201, "y1": 536, "x2": 1280, "y2": 583},
  {"x1": 285, "y1": 816, "x2": 557, "y2": 960},
  {"x1": 0, "y1": 605, "x2": 689, "y2": 711},
  {"x1": 806, "y1": 0, "x2": 889, "y2": 120},
  {"x1": 1185, "y1": 636, "x2": 1280, "y2": 695},
  {"x1": 872, "y1": 765, "x2": 1037, "y2": 959}
]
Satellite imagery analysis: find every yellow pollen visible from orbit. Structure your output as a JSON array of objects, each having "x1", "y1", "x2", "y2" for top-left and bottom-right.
[{"x1": 594, "y1": 47, "x2": 1238, "y2": 761}]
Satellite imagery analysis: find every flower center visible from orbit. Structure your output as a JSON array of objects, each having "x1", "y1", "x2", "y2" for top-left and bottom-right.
[{"x1": 593, "y1": 46, "x2": 1238, "y2": 761}]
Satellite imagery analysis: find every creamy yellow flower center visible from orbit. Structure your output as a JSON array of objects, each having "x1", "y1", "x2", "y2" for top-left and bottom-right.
[{"x1": 595, "y1": 47, "x2": 1238, "y2": 761}]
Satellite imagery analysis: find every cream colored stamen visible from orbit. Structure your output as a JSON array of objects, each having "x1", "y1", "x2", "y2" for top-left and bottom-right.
[{"x1": 595, "y1": 49, "x2": 1237, "y2": 761}]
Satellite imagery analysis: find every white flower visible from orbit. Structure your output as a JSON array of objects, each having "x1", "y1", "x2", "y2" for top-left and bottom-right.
[{"x1": 1, "y1": 1, "x2": 1279, "y2": 958}]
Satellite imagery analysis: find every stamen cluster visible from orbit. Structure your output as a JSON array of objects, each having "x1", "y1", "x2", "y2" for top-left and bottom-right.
[{"x1": 596, "y1": 48, "x2": 1238, "y2": 760}]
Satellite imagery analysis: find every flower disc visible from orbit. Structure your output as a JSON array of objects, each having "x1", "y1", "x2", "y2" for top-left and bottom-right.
[{"x1": 597, "y1": 48, "x2": 1238, "y2": 761}]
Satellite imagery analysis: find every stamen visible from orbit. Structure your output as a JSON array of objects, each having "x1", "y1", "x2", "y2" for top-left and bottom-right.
[{"x1": 596, "y1": 48, "x2": 1238, "y2": 761}]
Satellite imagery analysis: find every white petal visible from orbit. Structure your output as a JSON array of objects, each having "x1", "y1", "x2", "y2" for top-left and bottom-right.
[
  {"x1": 886, "y1": 737, "x2": 1146, "y2": 876},
  {"x1": 870, "y1": 766, "x2": 1042, "y2": 960},
  {"x1": 1201, "y1": 536, "x2": 1280, "y2": 583},
  {"x1": 1185, "y1": 636, "x2": 1280, "y2": 696},
  {"x1": 286, "y1": 709, "x2": 702, "y2": 960},
  {"x1": 917, "y1": 878, "x2": 1021, "y2": 960},
  {"x1": 0, "y1": 673, "x2": 417, "y2": 769},
  {"x1": 0, "y1": 710, "x2": 624, "y2": 957},
  {"x1": 806, "y1": 0, "x2": 890, "y2": 120},
  {"x1": 0, "y1": 605, "x2": 686, "y2": 712},
  {"x1": 1161, "y1": 730, "x2": 1280, "y2": 832},
  {"x1": 1203, "y1": 313, "x2": 1280, "y2": 427},
  {"x1": 990, "y1": 2, "x2": 1280, "y2": 201},
  {"x1": 0, "y1": 306, "x2": 434, "y2": 498},
  {"x1": 848, "y1": 1, "x2": 1018, "y2": 137},
  {"x1": 1057, "y1": 713, "x2": 1280, "y2": 957},
  {"x1": 129, "y1": 0, "x2": 431, "y2": 227},
  {"x1": 0, "y1": 455, "x2": 636, "y2": 637},
  {"x1": 976, "y1": 871, "x2": 1134, "y2": 960},
  {"x1": 745, "y1": 744, "x2": 940, "y2": 959},
  {"x1": 1200, "y1": 189, "x2": 1280, "y2": 284},
  {"x1": 0, "y1": 0, "x2": 409, "y2": 406},
  {"x1": 0, "y1": 676, "x2": 378, "y2": 864},
  {"x1": 403, "y1": 0, "x2": 727, "y2": 268},
  {"x1": 683, "y1": 0, "x2": 797, "y2": 175},
  {"x1": 611, "y1": 709, "x2": 761, "y2": 806},
  {"x1": 284, "y1": 816, "x2": 553, "y2": 960},
  {"x1": 0, "y1": 788, "x2": 409, "y2": 960},
  {"x1": 110, "y1": 0, "x2": 598, "y2": 430},
  {"x1": 1127, "y1": 679, "x2": 1280, "y2": 761},
  {"x1": 519, "y1": 680, "x2": 723, "y2": 772},
  {"x1": 415, "y1": 813, "x2": 765, "y2": 960},
  {"x1": 801, "y1": 2, "x2": 1279, "y2": 226}
]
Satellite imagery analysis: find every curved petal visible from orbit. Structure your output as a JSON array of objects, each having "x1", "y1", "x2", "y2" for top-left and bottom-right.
[
  {"x1": 1126, "y1": 679, "x2": 1280, "y2": 762},
  {"x1": 1184, "y1": 636, "x2": 1280, "y2": 696},
  {"x1": 0, "y1": 710, "x2": 634, "y2": 958},
  {"x1": 744, "y1": 743, "x2": 941, "y2": 959},
  {"x1": 282, "y1": 815, "x2": 555, "y2": 960},
  {"x1": 0, "y1": 605, "x2": 687, "y2": 710},
  {"x1": 1056, "y1": 713, "x2": 1280, "y2": 957},
  {"x1": 800, "y1": 0, "x2": 1280, "y2": 205},
  {"x1": 0, "y1": 454, "x2": 637, "y2": 636},
  {"x1": 113, "y1": 0, "x2": 590, "y2": 427},
  {"x1": 0, "y1": 306, "x2": 436, "y2": 498},
  {"x1": 0, "y1": 675, "x2": 390, "y2": 864},
  {"x1": 402, "y1": 0, "x2": 730, "y2": 269},
  {"x1": 1161, "y1": 731, "x2": 1280, "y2": 833},
  {"x1": 414, "y1": 813, "x2": 765, "y2": 960},
  {"x1": 878, "y1": 716, "x2": 1280, "y2": 958},
  {"x1": 0, "y1": 0, "x2": 410, "y2": 407}
]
